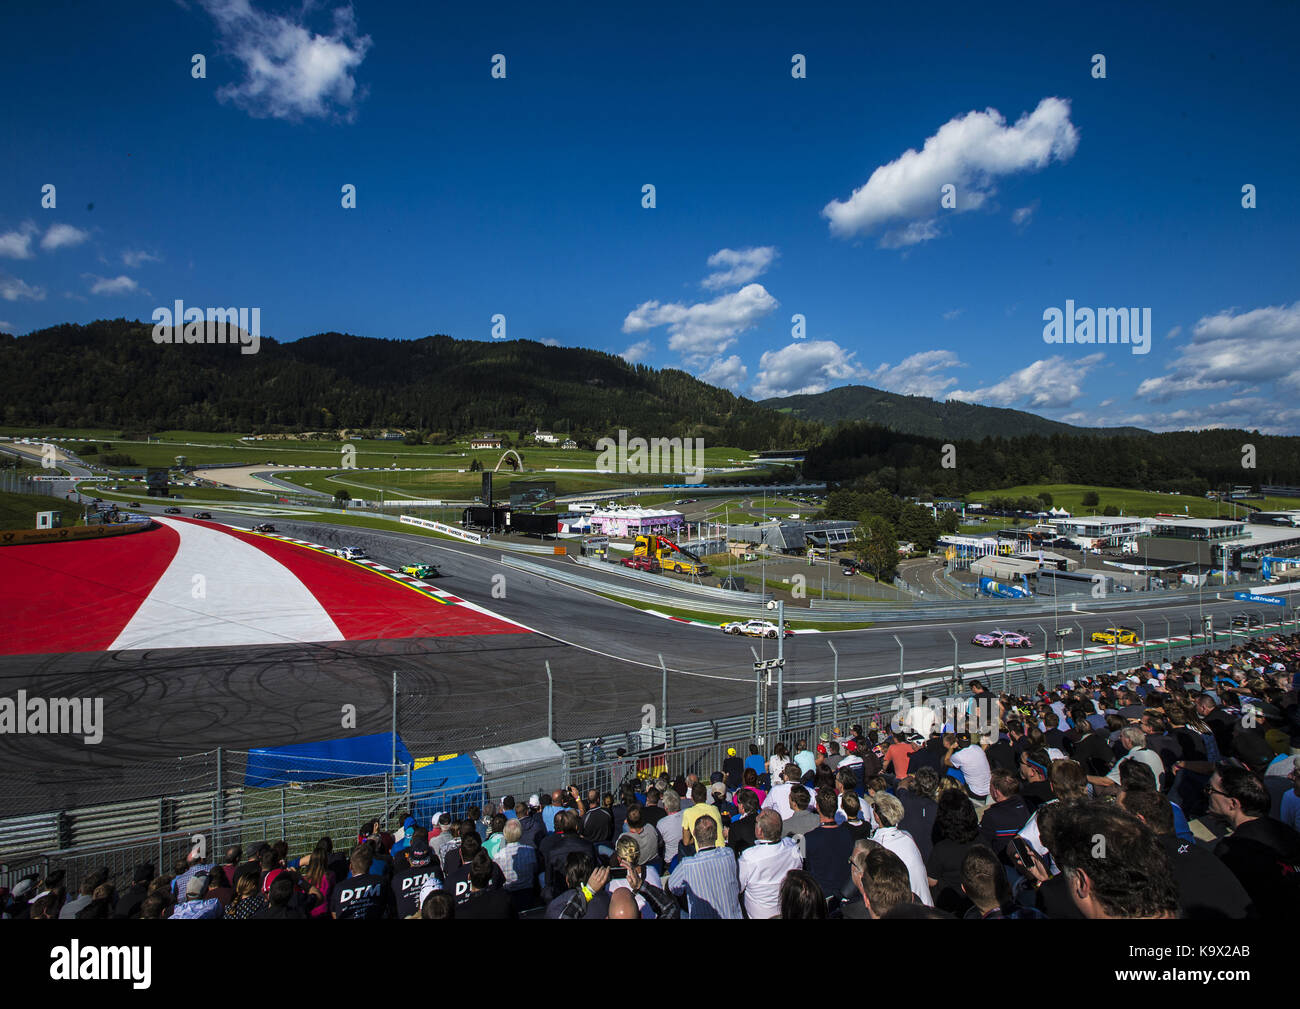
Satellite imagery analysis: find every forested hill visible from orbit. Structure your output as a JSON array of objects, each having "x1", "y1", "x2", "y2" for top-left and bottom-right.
[
  {"x1": 0, "y1": 320, "x2": 821, "y2": 449},
  {"x1": 762, "y1": 384, "x2": 1150, "y2": 439}
]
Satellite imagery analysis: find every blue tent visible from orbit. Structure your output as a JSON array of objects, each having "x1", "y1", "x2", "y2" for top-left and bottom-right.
[
  {"x1": 243, "y1": 732, "x2": 413, "y2": 789},
  {"x1": 393, "y1": 754, "x2": 485, "y2": 824}
]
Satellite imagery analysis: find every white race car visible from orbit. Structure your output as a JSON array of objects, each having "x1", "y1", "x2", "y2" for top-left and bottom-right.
[{"x1": 721, "y1": 619, "x2": 789, "y2": 639}]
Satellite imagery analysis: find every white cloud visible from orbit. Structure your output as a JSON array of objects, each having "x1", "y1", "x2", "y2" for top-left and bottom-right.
[
  {"x1": 701, "y1": 246, "x2": 777, "y2": 290},
  {"x1": 1165, "y1": 325, "x2": 1182, "y2": 340},
  {"x1": 866, "y1": 349, "x2": 964, "y2": 399},
  {"x1": 699, "y1": 355, "x2": 748, "y2": 391},
  {"x1": 85, "y1": 274, "x2": 140, "y2": 296},
  {"x1": 752, "y1": 340, "x2": 864, "y2": 399},
  {"x1": 620, "y1": 339, "x2": 653, "y2": 363},
  {"x1": 201, "y1": 0, "x2": 372, "y2": 121},
  {"x1": 0, "y1": 222, "x2": 37, "y2": 260},
  {"x1": 0, "y1": 321, "x2": 14, "y2": 333},
  {"x1": 1136, "y1": 302, "x2": 1300, "y2": 401},
  {"x1": 1011, "y1": 201, "x2": 1038, "y2": 228},
  {"x1": 122, "y1": 249, "x2": 161, "y2": 268},
  {"x1": 41, "y1": 223, "x2": 90, "y2": 252},
  {"x1": 822, "y1": 97, "x2": 1078, "y2": 247},
  {"x1": 623, "y1": 283, "x2": 777, "y2": 365},
  {"x1": 950, "y1": 353, "x2": 1102, "y2": 409},
  {"x1": 942, "y1": 308, "x2": 963, "y2": 321},
  {"x1": 540, "y1": 337, "x2": 559, "y2": 347},
  {"x1": 0, "y1": 274, "x2": 45, "y2": 301}
]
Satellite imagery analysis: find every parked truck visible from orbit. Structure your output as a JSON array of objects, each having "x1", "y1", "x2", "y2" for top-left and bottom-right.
[{"x1": 633, "y1": 534, "x2": 712, "y2": 577}]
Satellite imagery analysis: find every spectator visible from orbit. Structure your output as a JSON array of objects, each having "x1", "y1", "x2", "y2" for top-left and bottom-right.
[
  {"x1": 944, "y1": 731, "x2": 992, "y2": 805},
  {"x1": 960, "y1": 845, "x2": 1044, "y2": 919},
  {"x1": 642, "y1": 787, "x2": 668, "y2": 829},
  {"x1": 1054, "y1": 802, "x2": 1178, "y2": 919},
  {"x1": 896, "y1": 767, "x2": 939, "y2": 859},
  {"x1": 844, "y1": 843, "x2": 914, "y2": 919},
  {"x1": 483, "y1": 813, "x2": 509, "y2": 859},
  {"x1": 329, "y1": 845, "x2": 395, "y2": 919},
  {"x1": 606, "y1": 836, "x2": 665, "y2": 918},
  {"x1": 546, "y1": 852, "x2": 610, "y2": 920},
  {"x1": 885, "y1": 731, "x2": 918, "y2": 778},
  {"x1": 1208, "y1": 763, "x2": 1300, "y2": 918},
  {"x1": 170, "y1": 873, "x2": 220, "y2": 920},
  {"x1": 446, "y1": 832, "x2": 505, "y2": 900},
  {"x1": 59, "y1": 868, "x2": 107, "y2": 919},
  {"x1": 926, "y1": 789, "x2": 980, "y2": 916},
  {"x1": 723, "y1": 747, "x2": 745, "y2": 789},
  {"x1": 256, "y1": 875, "x2": 306, "y2": 919},
  {"x1": 457, "y1": 851, "x2": 518, "y2": 919},
  {"x1": 392, "y1": 834, "x2": 444, "y2": 919},
  {"x1": 75, "y1": 883, "x2": 116, "y2": 920},
  {"x1": 538, "y1": 809, "x2": 595, "y2": 901},
  {"x1": 778, "y1": 870, "x2": 826, "y2": 919},
  {"x1": 728, "y1": 788, "x2": 761, "y2": 854},
  {"x1": 1282, "y1": 762, "x2": 1300, "y2": 833},
  {"x1": 493, "y1": 818, "x2": 539, "y2": 911},
  {"x1": 780, "y1": 784, "x2": 819, "y2": 856},
  {"x1": 542, "y1": 790, "x2": 562, "y2": 832},
  {"x1": 113, "y1": 864, "x2": 154, "y2": 920},
  {"x1": 419, "y1": 891, "x2": 456, "y2": 919},
  {"x1": 741, "y1": 767, "x2": 767, "y2": 807},
  {"x1": 1119, "y1": 788, "x2": 1251, "y2": 919},
  {"x1": 793, "y1": 739, "x2": 817, "y2": 777},
  {"x1": 667, "y1": 816, "x2": 742, "y2": 919},
  {"x1": 839, "y1": 792, "x2": 872, "y2": 843},
  {"x1": 1093, "y1": 726, "x2": 1165, "y2": 793},
  {"x1": 744, "y1": 743, "x2": 767, "y2": 781},
  {"x1": 978, "y1": 768, "x2": 1033, "y2": 866},
  {"x1": 737, "y1": 810, "x2": 802, "y2": 919},
  {"x1": 869, "y1": 793, "x2": 934, "y2": 906},
  {"x1": 768, "y1": 743, "x2": 790, "y2": 783},
  {"x1": 658, "y1": 790, "x2": 685, "y2": 870},
  {"x1": 517, "y1": 797, "x2": 546, "y2": 848},
  {"x1": 682, "y1": 782, "x2": 725, "y2": 849},
  {"x1": 802, "y1": 787, "x2": 854, "y2": 906},
  {"x1": 1068, "y1": 712, "x2": 1116, "y2": 777},
  {"x1": 501, "y1": 794, "x2": 517, "y2": 821},
  {"x1": 608, "y1": 859, "x2": 679, "y2": 920},
  {"x1": 620, "y1": 803, "x2": 662, "y2": 867}
]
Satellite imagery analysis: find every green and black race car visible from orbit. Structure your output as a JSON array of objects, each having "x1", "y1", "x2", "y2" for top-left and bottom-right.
[{"x1": 402, "y1": 563, "x2": 440, "y2": 579}]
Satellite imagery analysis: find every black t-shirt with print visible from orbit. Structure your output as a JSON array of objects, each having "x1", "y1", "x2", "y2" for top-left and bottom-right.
[
  {"x1": 391, "y1": 865, "x2": 444, "y2": 918},
  {"x1": 328, "y1": 873, "x2": 395, "y2": 919},
  {"x1": 926, "y1": 838, "x2": 975, "y2": 915}
]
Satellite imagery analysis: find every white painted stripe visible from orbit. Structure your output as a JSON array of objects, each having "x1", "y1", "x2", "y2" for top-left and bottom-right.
[{"x1": 109, "y1": 518, "x2": 344, "y2": 650}]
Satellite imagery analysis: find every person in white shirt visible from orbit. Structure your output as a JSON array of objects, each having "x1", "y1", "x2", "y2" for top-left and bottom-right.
[
  {"x1": 944, "y1": 732, "x2": 992, "y2": 802},
  {"x1": 868, "y1": 793, "x2": 934, "y2": 906},
  {"x1": 1094, "y1": 726, "x2": 1165, "y2": 791},
  {"x1": 760, "y1": 763, "x2": 802, "y2": 820},
  {"x1": 767, "y1": 744, "x2": 790, "y2": 784},
  {"x1": 909, "y1": 697, "x2": 937, "y2": 739},
  {"x1": 607, "y1": 837, "x2": 665, "y2": 918},
  {"x1": 737, "y1": 811, "x2": 803, "y2": 919}
]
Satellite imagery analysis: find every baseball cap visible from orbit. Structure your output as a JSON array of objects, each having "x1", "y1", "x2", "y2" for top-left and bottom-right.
[
  {"x1": 816, "y1": 744, "x2": 827, "y2": 755},
  {"x1": 709, "y1": 782, "x2": 726, "y2": 797},
  {"x1": 844, "y1": 740, "x2": 858, "y2": 753},
  {"x1": 407, "y1": 846, "x2": 432, "y2": 868},
  {"x1": 11, "y1": 878, "x2": 36, "y2": 899},
  {"x1": 726, "y1": 748, "x2": 736, "y2": 756},
  {"x1": 528, "y1": 794, "x2": 540, "y2": 808},
  {"x1": 186, "y1": 873, "x2": 209, "y2": 898}
]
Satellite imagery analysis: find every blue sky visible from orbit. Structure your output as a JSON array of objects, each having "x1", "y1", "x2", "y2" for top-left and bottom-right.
[{"x1": 1, "y1": 1, "x2": 1297, "y2": 431}]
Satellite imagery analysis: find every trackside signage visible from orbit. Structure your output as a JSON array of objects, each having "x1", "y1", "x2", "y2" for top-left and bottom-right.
[
  {"x1": 399, "y1": 515, "x2": 481, "y2": 543},
  {"x1": 1234, "y1": 591, "x2": 1286, "y2": 606}
]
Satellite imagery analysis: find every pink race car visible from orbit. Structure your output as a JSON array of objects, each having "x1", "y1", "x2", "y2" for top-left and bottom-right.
[{"x1": 971, "y1": 629, "x2": 1033, "y2": 648}]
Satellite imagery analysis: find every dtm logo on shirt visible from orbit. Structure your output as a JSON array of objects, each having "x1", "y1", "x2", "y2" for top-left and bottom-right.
[
  {"x1": 401, "y1": 873, "x2": 435, "y2": 893},
  {"x1": 339, "y1": 883, "x2": 382, "y2": 902},
  {"x1": 50, "y1": 942, "x2": 151, "y2": 989}
]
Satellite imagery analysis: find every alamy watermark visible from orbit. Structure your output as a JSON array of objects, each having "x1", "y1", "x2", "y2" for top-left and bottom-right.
[
  {"x1": 1042, "y1": 300, "x2": 1150, "y2": 355},
  {"x1": 595, "y1": 429, "x2": 705, "y2": 482},
  {"x1": 0, "y1": 691, "x2": 103, "y2": 744},
  {"x1": 890, "y1": 690, "x2": 997, "y2": 737},
  {"x1": 151, "y1": 300, "x2": 261, "y2": 354}
]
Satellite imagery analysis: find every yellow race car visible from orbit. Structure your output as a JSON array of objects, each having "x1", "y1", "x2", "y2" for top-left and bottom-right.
[{"x1": 1091, "y1": 626, "x2": 1138, "y2": 645}]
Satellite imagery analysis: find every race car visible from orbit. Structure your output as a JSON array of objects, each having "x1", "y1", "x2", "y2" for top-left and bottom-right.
[
  {"x1": 720, "y1": 619, "x2": 791, "y2": 639},
  {"x1": 252, "y1": 523, "x2": 276, "y2": 533},
  {"x1": 1091, "y1": 626, "x2": 1138, "y2": 645},
  {"x1": 620, "y1": 556, "x2": 661, "y2": 572},
  {"x1": 971, "y1": 629, "x2": 1033, "y2": 648},
  {"x1": 334, "y1": 546, "x2": 367, "y2": 560},
  {"x1": 192, "y1": 511, "x2": 212, "y2": 519},
  {"x1": 163, "y1": 507, "x2": 181, "y2": 514},
  {"x1": 402, "y1": 563, "x2": 440, "y2": 579}
]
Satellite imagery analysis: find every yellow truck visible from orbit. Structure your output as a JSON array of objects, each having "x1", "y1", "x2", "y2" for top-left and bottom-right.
[{"x1": 633, "y1": 534, "x2": 712, "y2": 577}]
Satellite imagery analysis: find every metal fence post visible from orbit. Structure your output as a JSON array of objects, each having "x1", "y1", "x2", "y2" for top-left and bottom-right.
[
  {"x1": 215, "y1": 747, "x2": 223, "y2": 848},
  {"x1": 545, "y1": 661, "x2": 554, "y2": 739},
  {"x1": 391, "y1": 672, "x2": 398, "y2": 772},
  {"x1": 659, "y1": 653, "x2": 667, "y2": 735}
]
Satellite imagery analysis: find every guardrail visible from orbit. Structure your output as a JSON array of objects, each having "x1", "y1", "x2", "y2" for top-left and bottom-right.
[
  {"x1": 504, "y1": 555, "x2": 772, "y2": 611},
  {"x1": 569, "y1": 554, "x2": 772, "y2": 602}
]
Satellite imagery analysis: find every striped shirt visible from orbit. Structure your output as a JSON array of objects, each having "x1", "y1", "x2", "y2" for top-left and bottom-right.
[{"x1": 667, "y1": 846, "x2": 742, "y2": 919}]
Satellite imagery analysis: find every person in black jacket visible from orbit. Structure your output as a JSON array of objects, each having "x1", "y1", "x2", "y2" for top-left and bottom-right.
[
  {"x1": 537, "y1": 809, "x2": 596, "y2": 901},
  {"x1": 1209, "y1": 763, "x2": 1300, "y2": 919},
  {"x1": 113, "y1": 864, "x2": 155, "y2": 919},
  {"x1": 256, "y1": 875, "x2": 307, "y2": 919}
]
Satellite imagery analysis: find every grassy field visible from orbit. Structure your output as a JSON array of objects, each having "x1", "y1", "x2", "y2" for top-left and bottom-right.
[
  {"x1": 0, "y1": 490, "x2": 83, "y2": 530},
  {"x1": 969, "y1": 483, "x2": 1300, "y2": 518}
]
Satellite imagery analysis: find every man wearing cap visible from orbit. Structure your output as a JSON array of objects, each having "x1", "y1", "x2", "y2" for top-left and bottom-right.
[
  {"x1": 393, "y1": 830, "x2": 444, "y2": 917},
  {"x1": 722, "y1": 747, "x2": 744, "y2": 789},
  {"x1": 171, "y1": 872, "x2": 221, "y2": 919},
  {"x1": 517, "y1": 797, "x2": 546, "y2": 848}
]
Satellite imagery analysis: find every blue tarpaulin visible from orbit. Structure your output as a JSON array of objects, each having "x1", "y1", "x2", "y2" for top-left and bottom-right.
[
  {"x1": 393, "y1": 754, "x2": 485, "y2": 824},
  {"x1": 243, "y1": 732, "x2": 413, "y2": 788}
]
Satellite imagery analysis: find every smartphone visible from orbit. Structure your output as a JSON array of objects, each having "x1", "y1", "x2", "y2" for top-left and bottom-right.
[
  {"x1": 1011, "y1": 836, "x2": 1035, "y2": 866},
  {"x1": 608, "y1": 867, "x2": 628, "y2": 880}
]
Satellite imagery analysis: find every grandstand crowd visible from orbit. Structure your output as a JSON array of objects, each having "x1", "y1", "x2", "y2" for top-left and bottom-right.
[{"x1": 4, "y1": 633, "x2": 1299, "y2": 920}]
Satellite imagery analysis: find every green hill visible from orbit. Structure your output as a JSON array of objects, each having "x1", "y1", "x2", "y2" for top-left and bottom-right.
[{"x1": 761, "y1": 384, "x2": 1149, "y2": 439}]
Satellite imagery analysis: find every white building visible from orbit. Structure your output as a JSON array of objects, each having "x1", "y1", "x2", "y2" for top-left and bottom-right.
[
  {"x1": 1048, "y1": 515, "x2": 1144, "y2": 549},
  {"x1": 532, "y1": 430, "x2": 559, "y2": 445}
]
